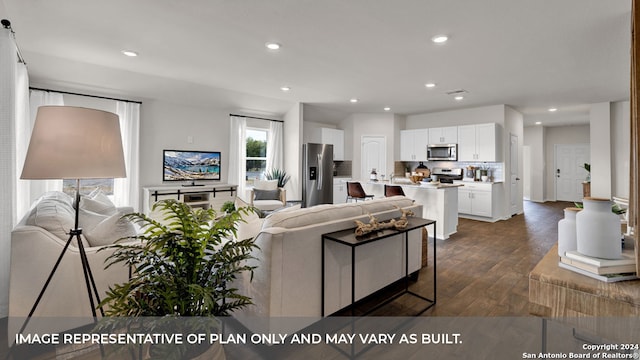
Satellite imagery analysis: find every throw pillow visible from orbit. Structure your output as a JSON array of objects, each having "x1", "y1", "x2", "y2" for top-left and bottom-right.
[
  {"x1": 254, "y1": 189, "x2": 280, "y2": 201},
  {"x1": 81, "y1": 189, "x2": 117, "y2": 215},
  {"x1": 253, "y1": 179, "x2": 278, "y2": 191},
  {"x1": 25, "y1": 195, "x2": 75, "y2": 241},
  {"x1": 84, "y1": 210, "x2": 136, "y2": 247}
]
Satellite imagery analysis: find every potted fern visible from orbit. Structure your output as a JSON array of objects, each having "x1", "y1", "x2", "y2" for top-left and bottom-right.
[{"x1": 97, "y1": 200, "x2": 258, "y2": 359}]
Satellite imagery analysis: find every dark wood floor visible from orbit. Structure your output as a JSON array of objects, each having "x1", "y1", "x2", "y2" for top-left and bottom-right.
[{"x1": 0, "y1": 200, "x2": 571, "y2": 359}]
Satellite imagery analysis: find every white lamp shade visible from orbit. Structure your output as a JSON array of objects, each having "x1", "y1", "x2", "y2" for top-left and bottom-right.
[{"x1": 21, "y1": 106, "x2": 127, "y2": 179}]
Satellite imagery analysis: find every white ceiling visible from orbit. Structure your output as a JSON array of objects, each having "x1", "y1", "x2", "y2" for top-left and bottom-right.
[{"x1": 2, "y1": 0, "x2": 631, "y2": 126}]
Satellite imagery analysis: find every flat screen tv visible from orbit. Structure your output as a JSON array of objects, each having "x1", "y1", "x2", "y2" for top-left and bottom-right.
[{"x1": 163, "y1": 150, "x2": 221, "y2": 182}]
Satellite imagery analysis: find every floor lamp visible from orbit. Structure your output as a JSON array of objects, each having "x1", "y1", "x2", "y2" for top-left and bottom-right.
[{"x1": 16, "y1": 106, "x2": 126, "y2": 338}]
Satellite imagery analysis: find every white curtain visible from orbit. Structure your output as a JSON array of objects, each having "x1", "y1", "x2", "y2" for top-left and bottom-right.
[
  {"x1": 229, "y1": 116, "x2": 247, "y2": 200},
  {"x1": 1, "y1": 28, "x2": 29, "y2": 316},
  {"x1": 113, "y1": 101, "x2": 140, "y2": 211},
  {"x1": 266, "y1": 120, "x2": 284, "y2": 171},
  {"x1": 17, "y1": 90, "x2": 65, "y2": 217}
]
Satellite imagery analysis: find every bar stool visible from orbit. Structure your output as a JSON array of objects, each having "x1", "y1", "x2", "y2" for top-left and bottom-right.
[
  {"x1": 384, "y1": 184, "x2": 405, "y2": 197},
  {"x1": 346, "y1": 182, "x2": 374, "y2": 202}
]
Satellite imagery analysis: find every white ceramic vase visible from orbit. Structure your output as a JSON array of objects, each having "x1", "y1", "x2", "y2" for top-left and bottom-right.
[
  {"x1": 576, "y1": 197, "x2": 621, "y2": 259},
  {"x1": 558, "y1": 207, "x2": 581, "y2": 257}
]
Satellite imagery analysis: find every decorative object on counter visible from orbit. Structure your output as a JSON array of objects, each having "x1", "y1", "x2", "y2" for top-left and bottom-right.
[
  {"x1": 354, "y1": 206, "x2": 415, "y2": 236},
  {"x1": 576, "y1": 197, "x2": 622, "y2": 260},
  {"x1": 415, "y1": 162, "x2": 430, "y2": 177},
  {"x1": 465, "y1": 166, "x2": 476, "y2": 180},
  {"x1": 558, "y1": 207, "x2": 582, "y2": 257},
  {"x1": 370, "y1": 168, "x2": 378, "y2": 181},
  {"x1": 409, "y1": 175, "x2": 424, "y2": 184}
]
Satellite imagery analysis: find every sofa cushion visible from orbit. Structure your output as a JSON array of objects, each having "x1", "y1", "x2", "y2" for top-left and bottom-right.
[
  {"x1": 80, "y1": 188, "x2": 117, "y2": 215},
  {"x1": 254, "y1": 189, "x2": 280, "y2": 201},
  {"x1": 83, "y1": 210, "x2": 136, "y2": 247},
  {"x1": 357, "y1": 196, "x2": 414, "y2": 214},
  {"x1": 254, "y1": 179, "x2": 278, "y2": 191},
  {"x1": 24, "y1": 192, "x2": 75, "y2": 241},
  {"x1": 263, "y1": 202, "x2": 363, "y2": 229}
]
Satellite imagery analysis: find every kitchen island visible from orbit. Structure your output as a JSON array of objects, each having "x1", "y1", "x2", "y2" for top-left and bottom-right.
[{"x1": 364, "y1": 181, "x2": 460, "y2": 240}]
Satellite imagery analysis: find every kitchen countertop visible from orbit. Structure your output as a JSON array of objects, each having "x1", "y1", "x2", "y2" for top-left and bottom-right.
[
  {"x1": 454, "y1": 180, "x2": 504, "y2": 184},
  {"x1": 367, "y1": 181, "x2": 462, "y2": 190}
]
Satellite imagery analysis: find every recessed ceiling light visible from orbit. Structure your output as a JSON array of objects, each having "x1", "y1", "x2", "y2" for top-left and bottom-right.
[
  {"x1": 350, "y1": 98, "x2": 358, "y2": 103},
  {"x1": 425, "y1": 83, "x2": 436, "y2": 88},
  {"x1": 280, "y1": 86, "x2": 291, "y2": 92},
  {"x1": 454, "y1": 96, "x2": 464, "y2": 101},
  {"x1": 535, "y1": 121, "x2": 542, "y2": 125},
  {"x1": 431, "y1": 35, "x2": 448, "y2": 44},
  {"x1": 121, "y1": 50, "x2": 138, "y2": 57},
  {"x1": 548, "y1": 108, "x2": 557, "y2": 112},
  {"x1": 265, "y1": 42, "x2": 281, "y2": 50},
  {"x1": 384, "y1": 107, "x2": 391, "y2": 111}
]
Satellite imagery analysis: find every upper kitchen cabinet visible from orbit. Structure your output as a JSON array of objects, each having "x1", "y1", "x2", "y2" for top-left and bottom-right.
[
  {"x1": 457, "y1": 123, "x2": 502, "y2": 162},
  {"x1": 400, "y1": 129, "x2": 429, "y2": 161},
  {"x1": 315, "y1": 128, "x2": 345, "y2": 160},
  {"x1": 428, "y1": 126, "x2": 458, "y2": 144}
]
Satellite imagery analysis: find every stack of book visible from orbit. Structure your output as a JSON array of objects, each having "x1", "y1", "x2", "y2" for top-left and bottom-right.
[{"x1": 559, "y1": 249, "x2": 638, "y2": 282}]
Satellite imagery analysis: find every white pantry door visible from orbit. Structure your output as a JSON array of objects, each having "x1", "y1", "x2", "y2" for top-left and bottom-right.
[
  {"x1": 555, "y1": 144, "x2": 590, "y2": 202},
  {"x1": 361, "y1": 136, "x2": 386, "y2": 181}
]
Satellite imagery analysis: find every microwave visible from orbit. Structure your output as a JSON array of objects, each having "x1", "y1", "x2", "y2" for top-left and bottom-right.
[{"x1": 427, "y1": 144, "x2": 457, "y2": 161}]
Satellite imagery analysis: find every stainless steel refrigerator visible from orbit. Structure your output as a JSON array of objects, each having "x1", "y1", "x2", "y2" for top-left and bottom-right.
[{"x1": 302, "y1": 143, "x2": 333, "y2": 208}]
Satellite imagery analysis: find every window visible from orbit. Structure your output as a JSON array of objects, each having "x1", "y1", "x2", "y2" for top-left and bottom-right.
[
  {"x1": 63, "y1": 178, "x2": 114, "y2": 196},
  {"x1": 246, "y1": 128, "x2": 268, "y2": 183}
]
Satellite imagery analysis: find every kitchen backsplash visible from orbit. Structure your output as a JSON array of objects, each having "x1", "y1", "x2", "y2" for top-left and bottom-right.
[
  {"x1": 333, "y1": 161, "x2": 352, "y2": 177},
  {"x1": 396, "y1": 161, "x2": 504, "y2": 181}
]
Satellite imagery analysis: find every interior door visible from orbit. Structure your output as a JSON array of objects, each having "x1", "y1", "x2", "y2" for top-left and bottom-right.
[
  {"x1": 555, "y1": 144, "x2": 590, "y2": 202},
  {"x1": 361, "y1": 136, "x2": 386, "y2": 181},
  {"x1": 510, "y1": 133, "x2": 520, "y2": 215}
]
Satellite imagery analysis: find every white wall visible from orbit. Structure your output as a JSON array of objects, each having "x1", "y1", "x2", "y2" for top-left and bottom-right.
[
  {"x1": 523, "y1": 126, "x2": 545, "y2": 202},
  {"x1": 342, "y1": 113, "x2": 396, "y2": 181},
  {"x1": 544, "y1": 125, "x2": 590, "y2": 201},
  {"x1": 611, "y1": 101, "x2": 630, "y2": 199},
  {"x1": 590, "y1": 102, "x2": 613, "y2": 198},
  {"x1": 406, "y1": 105, "x2": 506, "y2": 128},
  {"x1": 284, "y1": 103, "x2": 303, "y2": 201},
  {"x1": 138, "y1": 100, "x2": 230, "y2": 197}
]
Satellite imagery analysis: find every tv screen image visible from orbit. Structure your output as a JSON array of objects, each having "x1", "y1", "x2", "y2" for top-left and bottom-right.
[{"x1": 163, "y1": 150, "x2": 221, "y2": 181}]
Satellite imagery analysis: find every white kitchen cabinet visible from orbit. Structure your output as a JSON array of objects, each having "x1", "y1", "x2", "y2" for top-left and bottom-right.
[
  {"x1": 457, "y1": 123, "x2": 501, "y2": 162},
  {"x1": 319, "y1": 128, "x2": 345, "y2": 161},
  {"x1": 428, "y1": 126, "x2": 458, "y2": 144},
  {"x1": 333, "y1": 178, "x2": 350, "y2": 204},
  {"x1": 454, "y1": 181, "x2": 501, "y2": 221},
  {"x1": 399, "y1": 129, "x2": 428, "y2": 161}
]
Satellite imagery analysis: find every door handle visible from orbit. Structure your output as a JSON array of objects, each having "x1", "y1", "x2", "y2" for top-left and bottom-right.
[{"x1": 317, "y1": 154, "x2": 323, "y2": 190}]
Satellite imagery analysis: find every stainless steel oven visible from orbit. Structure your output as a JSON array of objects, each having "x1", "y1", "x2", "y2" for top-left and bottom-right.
[{"x1": 427, "y1": 144, "x2": 457, "y2": 161}]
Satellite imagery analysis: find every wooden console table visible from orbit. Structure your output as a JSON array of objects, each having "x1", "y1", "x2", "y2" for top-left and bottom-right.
[
  {"x1": 529, "y1": 245, "x2": 640, "y2": 342},
  {"x1": 530, "y1": 244, "x2": 640, "y2": 317}
]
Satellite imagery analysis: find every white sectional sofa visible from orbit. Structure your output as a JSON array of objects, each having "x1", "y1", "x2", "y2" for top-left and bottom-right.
[
  {"x1": 9, "y1": 191, "x2": 134, "y2": 337},
  {"x1": 231, "y1": 196, "x2": 424, "y2": 334}
]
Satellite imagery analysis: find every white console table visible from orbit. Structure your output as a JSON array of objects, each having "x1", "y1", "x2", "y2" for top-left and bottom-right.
[{"x1": 142, "y1": 184, "x2": 237, "y2": 221}]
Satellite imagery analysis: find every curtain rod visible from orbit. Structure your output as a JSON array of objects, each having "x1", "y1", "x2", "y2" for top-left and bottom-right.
[
  {"x1": 29, "y1": 87, "x2": 142, "y2": 105},
  {"x1": 2, "y1": 19, "x2": 27, "y2": 64},
  {"x1": 229, "y1": 113, "x2": 283, "y2": 123}
]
